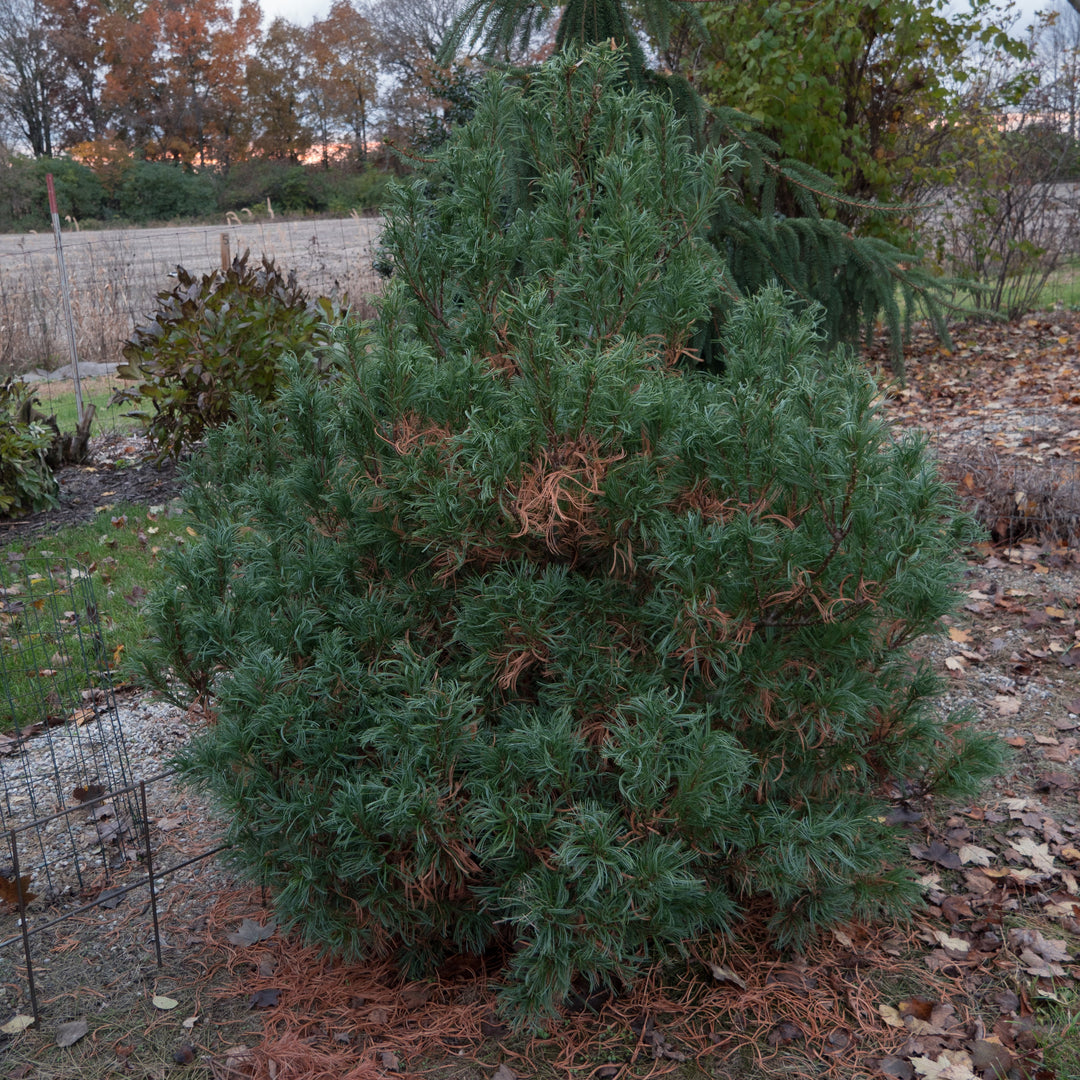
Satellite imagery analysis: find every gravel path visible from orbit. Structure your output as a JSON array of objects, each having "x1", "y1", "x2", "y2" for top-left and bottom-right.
[{"x1": 0, "y1": 690, "x2": 224, "y2": 917}]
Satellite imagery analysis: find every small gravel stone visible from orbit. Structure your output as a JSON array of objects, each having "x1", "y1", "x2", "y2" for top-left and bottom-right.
[{"x1": 0, "y1": 690, "x2": 223, "y2": 922}]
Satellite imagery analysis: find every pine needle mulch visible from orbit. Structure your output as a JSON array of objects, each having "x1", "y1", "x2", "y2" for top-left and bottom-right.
[{"x1": 174, "y1": 886, "x2": 981, "y2": 1080}]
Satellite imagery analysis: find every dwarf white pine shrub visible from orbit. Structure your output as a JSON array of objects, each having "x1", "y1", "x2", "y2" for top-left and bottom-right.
[{"x1": 140, "y1": 49, "x2": 1003, "y2": 1024}]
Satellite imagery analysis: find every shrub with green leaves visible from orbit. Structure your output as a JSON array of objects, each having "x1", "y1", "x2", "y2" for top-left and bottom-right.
[
  {"x1": 0, "y1": 378, "x2": 59, "y2": 518},
  {"x1": 143, "y1": 50, "x2": 1003, "y2": 1025},
  {"x1": 0, "y1": 155, "x2": 106, "y2": 231},
  {"x1": 115, "y1": 252, "x2": 341, "y2": 457},
  {"x1": 117, "y1": 160, "x2": 216, "y2": 223}
]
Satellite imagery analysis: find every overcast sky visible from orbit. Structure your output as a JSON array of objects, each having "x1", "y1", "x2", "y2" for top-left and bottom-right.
[
  {"x1": 260, "y1": 0, "x2": 331, "y2": 24},
  {"x1": 258, "y1": 1, "x2": 1070, "y2": 28},
  {"x1": 1015, "y1": 1, "x2": 1074, "y2": 30}
]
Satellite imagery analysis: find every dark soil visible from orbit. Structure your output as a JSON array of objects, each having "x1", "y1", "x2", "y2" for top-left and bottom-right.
[{"x1": 0, "y1": 435, "x2": 185, "y2": 547}]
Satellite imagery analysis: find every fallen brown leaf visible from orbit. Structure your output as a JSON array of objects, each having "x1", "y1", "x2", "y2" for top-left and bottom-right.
[{"x1": 226, "y1": 918, "x2": 276, "y2": 947}]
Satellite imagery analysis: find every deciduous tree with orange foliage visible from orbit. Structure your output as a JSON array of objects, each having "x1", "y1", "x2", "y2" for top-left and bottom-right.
[
  {"x1": 306, "y1": 0, "x2": 379, "y2": 164},
  {"x1": 101, "y1": 0, "x2": 260, "y2": 166},
  {"x1": 246, "y1": 14, "x2": 311, "y2": 162},
  {"x1": 39, "y1": 0, "x2": 112, "y2": 146}
]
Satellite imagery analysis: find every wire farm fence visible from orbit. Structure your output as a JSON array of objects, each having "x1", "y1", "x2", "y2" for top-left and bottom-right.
[
  {"x1": 0, "y1": 555, "x2": 228, "y2": 1022},
  {"x1": 0, "y1": 214, "x2": 385, "y2": 433},
  {"x1": 0, "y1": 556, "x2": 140, "y2": 895}
]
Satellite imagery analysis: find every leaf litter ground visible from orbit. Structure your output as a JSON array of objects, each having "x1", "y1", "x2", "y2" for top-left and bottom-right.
[{"x1": 3, "y1": 315, "x2": 1080, "y2": 1079}]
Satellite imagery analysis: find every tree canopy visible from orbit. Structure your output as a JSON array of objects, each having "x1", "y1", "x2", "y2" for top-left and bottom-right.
[
  {"x1": 0, "y1": 0, "x2": 389, "y2": 165},
  {"x1": 0, "y1": 0, "x2": 1041, "y2": 203},
  {"x1": 694, "y1": 0, "x2": 1030, "y2": 228}
]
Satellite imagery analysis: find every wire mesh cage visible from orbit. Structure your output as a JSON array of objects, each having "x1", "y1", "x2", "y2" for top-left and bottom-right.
[{"x1": 0, "y1": 555, "x2": 141, "y2": 904}]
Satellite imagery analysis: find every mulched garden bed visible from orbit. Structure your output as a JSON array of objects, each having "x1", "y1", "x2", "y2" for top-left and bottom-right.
[{"x1": 0, "y1": 433, "x2": 185, "y2": 546}]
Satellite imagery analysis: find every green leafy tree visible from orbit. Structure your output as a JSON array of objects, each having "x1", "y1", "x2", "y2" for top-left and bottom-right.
[
  {"x1": 693, "y1": 0, "x2": 1029, "y2": 232},
  {"x1": 141, "y1": 50, "x2": 1002, "y2": 1026}
]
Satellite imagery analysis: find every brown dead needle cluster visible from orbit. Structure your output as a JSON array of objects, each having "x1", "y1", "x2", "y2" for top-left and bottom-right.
[{"x1": 509, "y1": 434, "x2": 626, "y2": 559}]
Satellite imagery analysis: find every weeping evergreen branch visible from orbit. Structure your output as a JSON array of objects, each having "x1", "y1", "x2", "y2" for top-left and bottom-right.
[
  {"x1": 441, "y1": 0, "x2": 701, "y2": 79},
  {"x1": 707, "y1": 107, "x2": 962, "y2": 380}
]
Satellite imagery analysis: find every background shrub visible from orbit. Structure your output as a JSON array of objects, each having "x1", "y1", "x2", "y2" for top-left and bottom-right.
[
  {"x1": 0, "y1": 378, "x2": 59, "y2": 517},
  {"x1": 217, "y1": 160, "x2": 389, "y2": 216},
  {"x1": 0, "y1": 156, "x2": 106, "y2": 230},
  {"x1": 141, "y1": 50, "x2": 1003, "y2": 1025},
  {"x1": 117, "y1": 161, "x2": 217, "y2": 223},
  {"x1": 0, "y1": 156, "x2": 388, "y2": 231},
  {"x1": 306, "y1": 166, "x2": 389, "y2": 214},
  {"x1": 33, "y1": 157, "x2": 106, "y2": 223}
]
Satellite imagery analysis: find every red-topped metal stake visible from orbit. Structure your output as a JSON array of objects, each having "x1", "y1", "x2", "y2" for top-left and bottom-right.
[{"x1": 46, "y1": 174, "x2": 84, "y2": 425}]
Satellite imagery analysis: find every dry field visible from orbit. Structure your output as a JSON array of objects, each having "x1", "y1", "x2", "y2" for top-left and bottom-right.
[{"x1": 0, "y1": 215, "x2": 385, "y2": 377}]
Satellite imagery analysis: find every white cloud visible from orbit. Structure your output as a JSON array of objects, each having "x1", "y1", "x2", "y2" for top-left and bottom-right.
[{"x1": 259, "y1": 1, "x2": 332, "y2": 27}]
